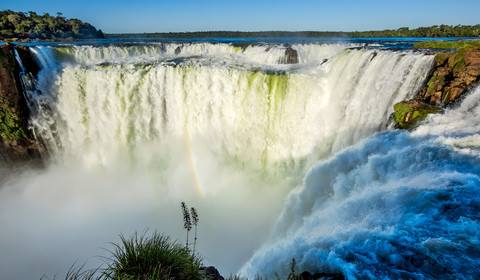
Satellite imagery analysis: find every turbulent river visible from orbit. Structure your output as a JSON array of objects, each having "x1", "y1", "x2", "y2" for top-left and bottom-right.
[{"x1": 1, "y1": 38, "x2": 479, "y2": 279}]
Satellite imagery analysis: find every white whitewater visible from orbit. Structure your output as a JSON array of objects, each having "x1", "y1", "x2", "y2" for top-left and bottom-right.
[
  {"x1": 29, "y1": 44, "x2": 432, "y2": 173},
  {"x1": 0, "y1": 42, "x2": 439, "y2": 279},
  {"x1": 241, "y1": 86, "x2": 480, "y2": 279}
]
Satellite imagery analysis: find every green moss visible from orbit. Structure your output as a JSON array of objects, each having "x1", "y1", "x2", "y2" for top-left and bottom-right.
[
  {"x1": 414, "y1": 40, "x2": 480, "y2": 50},
  {"x1": 0, "y1": 110, "x2": 29, "y2": 140},
  {"x1": 393, "y1": 102, "x2": 412, "y2": 119},
  {"x1": 434, "y1": 52, "x2": 449, "y2": 64},
  {"x1": 453, "y1": 58, "x2": 465, "y2": 72},
  {"x1": 448, "y1": 51, "x2": 465, "y2": 68},
  {"x1": 442, "y1": 90, "x2": 451, "y2": 105},
  {"x1": 393, "y1": 102, "x2": 441, "y2": 130},
  {"x1": 425, "y1": 75, "x2": 445, "y2": 96},
  {"x1": 0, "y1": 46, "x2": 31, "y2": 141}
]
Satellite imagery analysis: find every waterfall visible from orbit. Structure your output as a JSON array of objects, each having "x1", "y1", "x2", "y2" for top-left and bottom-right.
[
  {"x1": 13, "y1": 47, "x2": 26, "y2": 73},
  {"x1": 0, "y1": 41, "x2": 441, "y2": 279},
  {"x1": 12, "y1": 46, "x2": 37, "y2": 115},
  {"x1": 29, "y1": 43, "x2": 433, "y2": 174},
  {"x1": 241, "y1": 86, "x2": 480, "y2": 279}
]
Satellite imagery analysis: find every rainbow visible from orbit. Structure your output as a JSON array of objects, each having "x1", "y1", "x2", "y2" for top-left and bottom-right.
[{"x1": 184, "y1": 126, "x2": 205, "y2": 197}]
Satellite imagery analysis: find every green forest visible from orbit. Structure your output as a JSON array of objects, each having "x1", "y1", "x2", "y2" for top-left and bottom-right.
[
  {"x1": 1, "y1": 10, "x2": 479, "y2": 41},
  {"x1": 105, "y1": 31, "x2": 349, "y2": 39},
  {"x1": 350, "y1": 24, "x2": 480, "y2": 37},
  {"x1": 0, "y1": 10, "x2": 104, "y2": 40},
  {"x1": 106, "y1": 25, "x2": 480, "y2": 39}
]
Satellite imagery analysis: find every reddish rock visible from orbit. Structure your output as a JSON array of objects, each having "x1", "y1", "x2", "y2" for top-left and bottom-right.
[{"x1": 416, "y1": 49, "x2": 480, "y2": 106}]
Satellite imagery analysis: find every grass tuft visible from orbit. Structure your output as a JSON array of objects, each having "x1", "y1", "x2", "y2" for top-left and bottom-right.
[
  {"x1": 105, "y1": 231, "x2": 202, "y2": 280},
  {"x1": 413, "y1": 40, "x2": 480, "y2": 51}
]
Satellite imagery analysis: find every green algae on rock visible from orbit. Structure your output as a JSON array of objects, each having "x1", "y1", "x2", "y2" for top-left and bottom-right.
[{"x1": 393, "y1": 100, "x2": 441, "y2": 130}]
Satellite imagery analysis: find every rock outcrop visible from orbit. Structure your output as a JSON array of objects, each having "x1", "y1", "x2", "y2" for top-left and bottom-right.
[
  {"x1": 0, "y1": 44, "x2": 44, "y2": 165},
  {"x1": 284, "y1": 47, "x2": 299, "y2": 64},
  {"x1": 15, "y1": 45, "x2": 40, "y2": 76},
  {"x1": 278, "y1": 46, "x2": 299, "y2": 64},
  {"x1": 199, "y1": 266, "x2": 225, "y2": 280},
  {"x1": 392, "y1": 100, "x2": 441, "y2": 130},
  {"x1": 393, "y1": 47, "x2": 480, "y2": 129},
  {"x1": 299, "y1": 271, "x2": 345, "y2": 280},
  {"x1": 416, "y1": 50, "x2": 480, "y2": 106}
]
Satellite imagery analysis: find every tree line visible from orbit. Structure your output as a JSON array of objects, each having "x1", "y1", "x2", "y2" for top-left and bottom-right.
[
  {"x1": 105, "y1": 30, "x2": 350, "y2": 39},
  {"x1": 106, "y1": 25, "x2": 480, "y2": 39},
  {"x1": 1, "y1": 10, "x2": 479, "y2": 41},
  {"x1": 350, "y1": 24, "x2": 480, "y2": 38},
  {"x1": 0, "y1": 10, "x2": 104, "y2": 40}
]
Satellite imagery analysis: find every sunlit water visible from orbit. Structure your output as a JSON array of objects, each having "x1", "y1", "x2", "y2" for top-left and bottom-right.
[{"x1": 2, "y1": 39, "x2": 477, "y2": 279}]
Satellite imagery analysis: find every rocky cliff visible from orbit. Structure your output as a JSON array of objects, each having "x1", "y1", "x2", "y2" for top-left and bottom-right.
[
  {"x1": 0, "y1": 44, "x2": 44, "y2": 165},
  {"x1": 393, "y1": 43, "x2": 480, "y2": 129}
]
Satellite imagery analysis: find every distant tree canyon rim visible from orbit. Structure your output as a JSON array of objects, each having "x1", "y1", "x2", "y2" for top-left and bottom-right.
[{"x1": 1, "y1": 10, "x2": 480, "y2": 41}]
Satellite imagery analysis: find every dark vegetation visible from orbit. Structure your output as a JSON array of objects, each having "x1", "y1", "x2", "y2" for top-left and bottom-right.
[
  {"x1": 105, "y1": 31, "x2": 349, "y2": 39},
  {"x1": 351, "y1": 24, "x2": 480, "y2": 38},
  {"x1": 0, "y1": 10, "x2": 104, "y2": 41},
  {"x1": 0, "y1": 10, "x2": 478, "y2": 41},
  {"x1": 106, "y1": 25, "x2": 480, "y2": 39},
  {"x1": 0, "y1": 45, "x2": 31, "y2": 141}
]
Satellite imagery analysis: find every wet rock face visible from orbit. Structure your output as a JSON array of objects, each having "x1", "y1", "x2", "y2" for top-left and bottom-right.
[
  {"x1": 393, "y1": 100, "x2": 442, "y2": 130},
  {"x1": 284, "y1": 47, "x2": 299, "y2": 64},
  {"x1": 278, "y1": 46, "x2": 299, "y2": 64},
  {"x1": 175, "y1": 46, "x2": 182, "y2": 55},
  {"x1": 0, "y1": 138, "x2": 45, "y2": 165},
  {"x1": 393, "y1": 49, "x2": 480, "y2": 129},
  {"x1": 14, "y1": 45, "x2": 40, "y2": 77},
  {"x1": 0, "y1": 44, "x2": 44, "y2": 164},
  {"x1": 199, "y1": 266, "x2": 225, "y2": 280},
  {"x1": 417, "y1": 50, "x2": 480, "y2": 106}
]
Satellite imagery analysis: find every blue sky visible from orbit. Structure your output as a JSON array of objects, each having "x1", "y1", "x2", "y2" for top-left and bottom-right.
[{"x1": 2, "y1": 0, "x2": 480, "y2": 33}]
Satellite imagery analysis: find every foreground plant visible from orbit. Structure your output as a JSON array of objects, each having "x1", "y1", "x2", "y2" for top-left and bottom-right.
[
  {"x1": 181, "y1": 202, "x2": 200, "y2": 253},
  {"x1": 181, "y1": 202, "x2": 192, "y2": 249},
  {"x1": 105, "y1": 231, "x2": 202, "y2": 280},
  {"x1": 190, "y1": 207, "x2": 199, "y2": 254},
  {"x1": 42, "y1": 231, "x2": 203, "y2": 280}
]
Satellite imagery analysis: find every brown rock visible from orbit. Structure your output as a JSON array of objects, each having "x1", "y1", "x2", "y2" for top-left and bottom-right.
[
  {"x1": 282, "y1": 47, "x2": 299, "y2": 64},
  {"x1": 0, "y1": 44, "x2": 44, "y2": 164},
  {"x1": 417, "y1": 49, "x2": 480, "y2": 106}
]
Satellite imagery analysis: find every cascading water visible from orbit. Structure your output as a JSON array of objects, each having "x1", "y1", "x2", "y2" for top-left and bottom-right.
[
  {"x1": 241, "y1": 86, "x2": 480, "y2": 279},
  {"x1": 29, "y1": 43, "x2": 432, "y2": 173},
  {"x1": 0, "y1": 40, "x2": 449, "y2": 279}
]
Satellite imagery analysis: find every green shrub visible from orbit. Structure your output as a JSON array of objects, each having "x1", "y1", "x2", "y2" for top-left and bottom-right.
[{"x1": 105, "y1": 231, "x2": 203, "y2": 280}]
